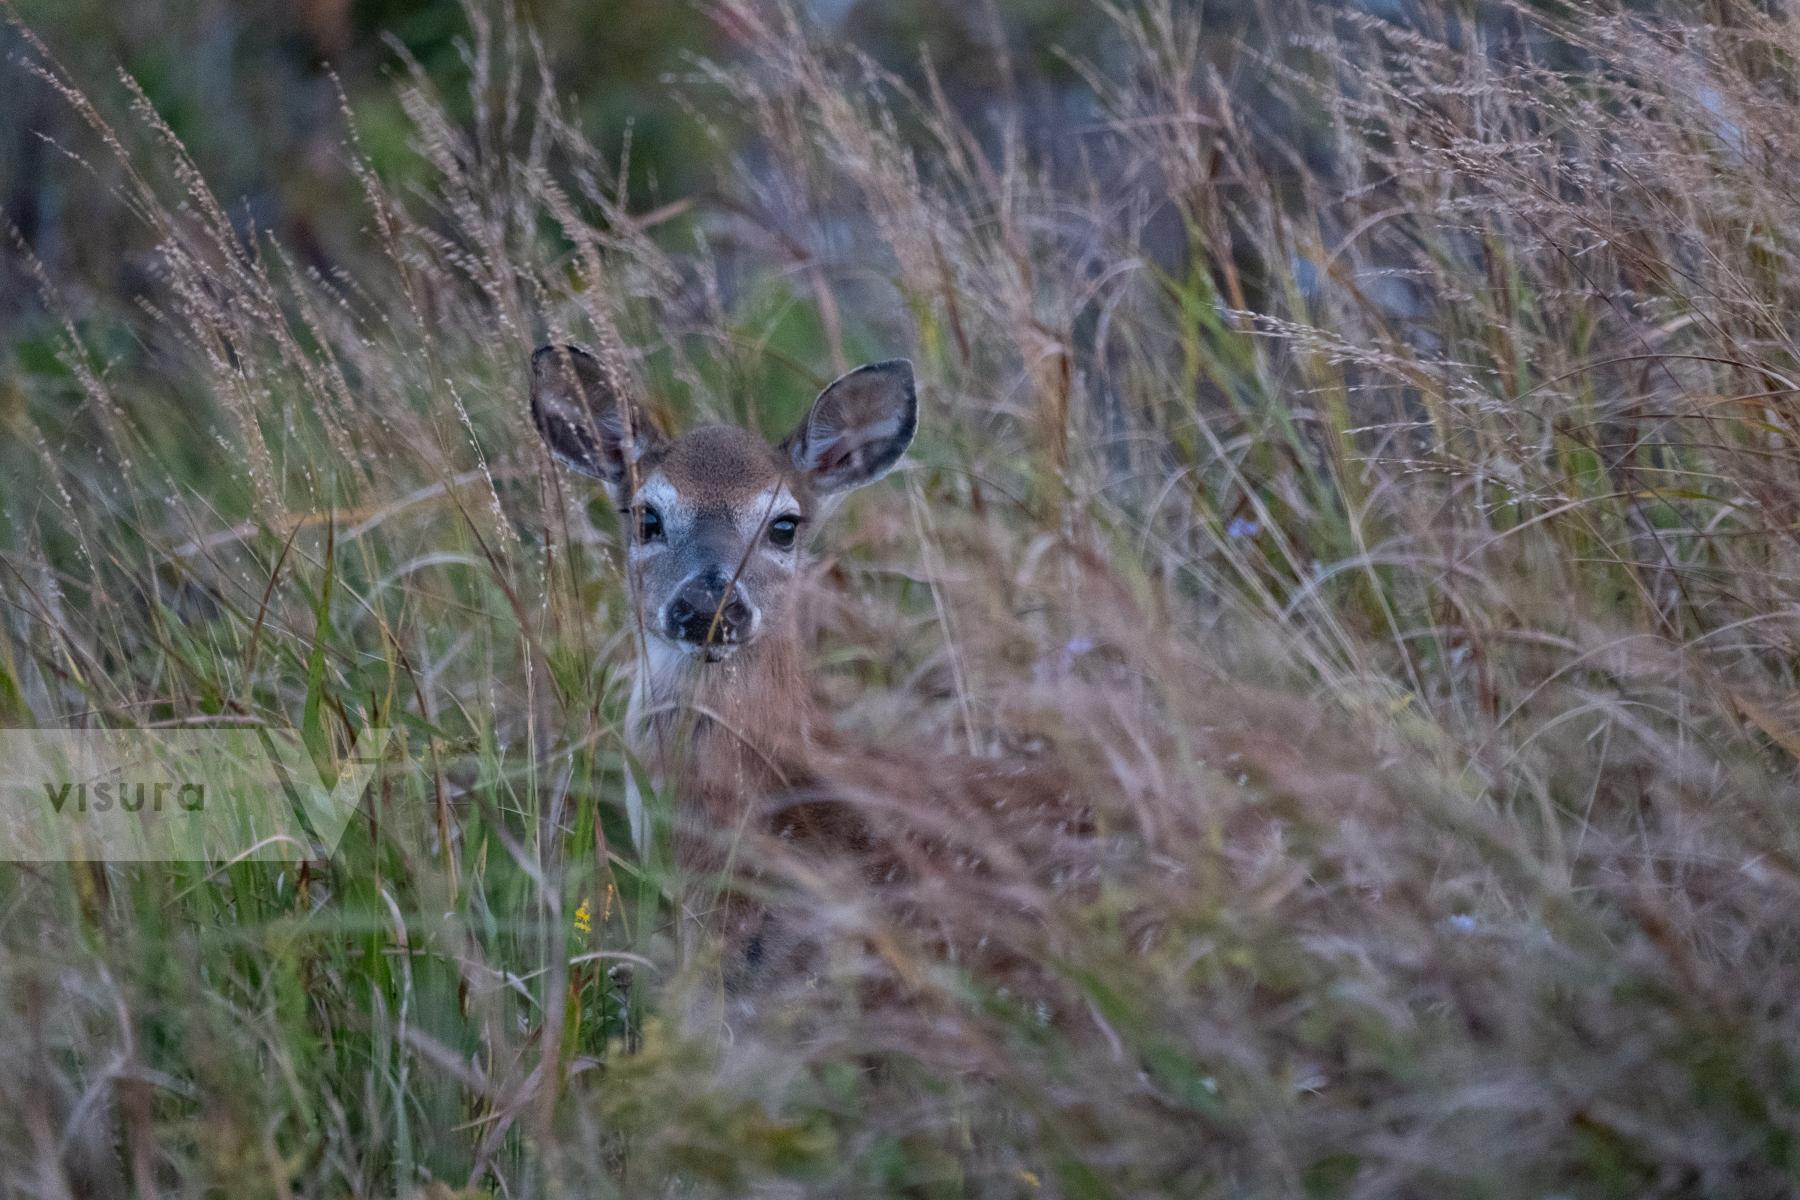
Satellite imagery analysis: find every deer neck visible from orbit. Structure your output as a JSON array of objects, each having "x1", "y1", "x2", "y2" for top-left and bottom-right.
[{"x1": 626, "y1": 621, "x2": 817, "y2": 821}]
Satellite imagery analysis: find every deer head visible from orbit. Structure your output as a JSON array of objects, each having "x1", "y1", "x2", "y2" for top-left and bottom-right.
[{"x1": 530, "y1": 344, "x2": 917, "y2": 664}]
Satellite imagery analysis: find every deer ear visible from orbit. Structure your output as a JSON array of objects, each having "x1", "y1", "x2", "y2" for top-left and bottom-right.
[
  {"x1": 784, "y1": 359, "x2": 917, "y2": 496},
  {"x1": 529, "y1": 344, "x2": 659, "y2": 494}
]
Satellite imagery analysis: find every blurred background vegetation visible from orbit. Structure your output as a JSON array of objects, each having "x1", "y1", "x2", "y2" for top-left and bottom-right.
[
  {"x1": 1, "y1": 0, "x2": 1122, "y2": 342},
  {"x1": 7, "y1": 0, "x2": 1800, "y2": 1194},
  {"x1": 2, "y1": 0, "x2": 1161, "y2": 479},
  {"x1": 5, "y1": 0, "x2": 707, "y2": 327}
]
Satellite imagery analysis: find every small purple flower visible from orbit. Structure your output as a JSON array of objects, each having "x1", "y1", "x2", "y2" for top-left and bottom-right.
[
  {"x1": 1053, "y1": 636, "x2": 1098, "y2": 676},
  {"x1": 1225, "y1": 516, "x2": 1260, "y2": 540}
]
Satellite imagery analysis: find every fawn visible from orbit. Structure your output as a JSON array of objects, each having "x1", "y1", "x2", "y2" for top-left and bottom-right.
[{"x1": 531, "y1": 344, "x2": 1084, "y2": 996}]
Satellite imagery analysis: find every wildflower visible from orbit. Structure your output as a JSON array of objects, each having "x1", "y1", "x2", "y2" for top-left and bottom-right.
[
  {"x1": 1225, "y1": 516, "x2": 1260, "y2": 540},
  {"x1": 1047, "y1": 635, "x2": 1098, "y2": 679},
  {"x1": 573, "y1": 897, "x2": 592, "y2": 936}
]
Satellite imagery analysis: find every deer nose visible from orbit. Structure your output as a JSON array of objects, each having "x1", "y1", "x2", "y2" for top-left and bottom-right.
[{"x1": 665, "y1": 572, "x2": 753, "y2": 648}]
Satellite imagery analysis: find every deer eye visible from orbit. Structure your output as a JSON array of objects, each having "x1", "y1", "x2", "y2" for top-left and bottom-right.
[
  {"x1": 630, "y1": 505, "x2": 663, "y2": 542},
  {"x1": 767, "y1": 514, "x2": 801, "y2": 549}
]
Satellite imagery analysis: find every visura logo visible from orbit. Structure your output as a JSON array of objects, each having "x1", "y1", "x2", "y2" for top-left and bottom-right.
[
  {"x1": 0, "y1": 728, "x2": 390, "y2": 862},
  {"x1": 43, "y1": 781, "x2": 206, "y2": 814}
]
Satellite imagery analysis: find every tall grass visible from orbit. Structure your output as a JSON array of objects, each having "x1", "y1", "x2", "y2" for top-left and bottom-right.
[{"x1": 4, "y1": 0, "x2": 1800, "y2": 1194}]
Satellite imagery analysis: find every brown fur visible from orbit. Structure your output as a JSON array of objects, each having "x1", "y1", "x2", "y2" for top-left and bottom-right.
[
  {"x1": 640, "y1": 426, "x2": 800, "y2": 511},
  {"x1": 633, "y1": 604, "x2": 1090, "y2": 1002}
]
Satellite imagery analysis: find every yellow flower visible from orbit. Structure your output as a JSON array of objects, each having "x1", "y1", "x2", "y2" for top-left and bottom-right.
[{"x1": 573, "y1": 898, "x2": 592, "y2": 936}]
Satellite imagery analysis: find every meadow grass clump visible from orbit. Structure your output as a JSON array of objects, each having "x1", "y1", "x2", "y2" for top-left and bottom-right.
[{"x1": 3, "y1": 0, "x2": 1800, "y2": 1195}]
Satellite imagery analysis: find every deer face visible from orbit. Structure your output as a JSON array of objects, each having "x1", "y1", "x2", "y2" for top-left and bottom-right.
[{"x1": 530, "y1": 345, "x2": 917, "y2": 662}]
